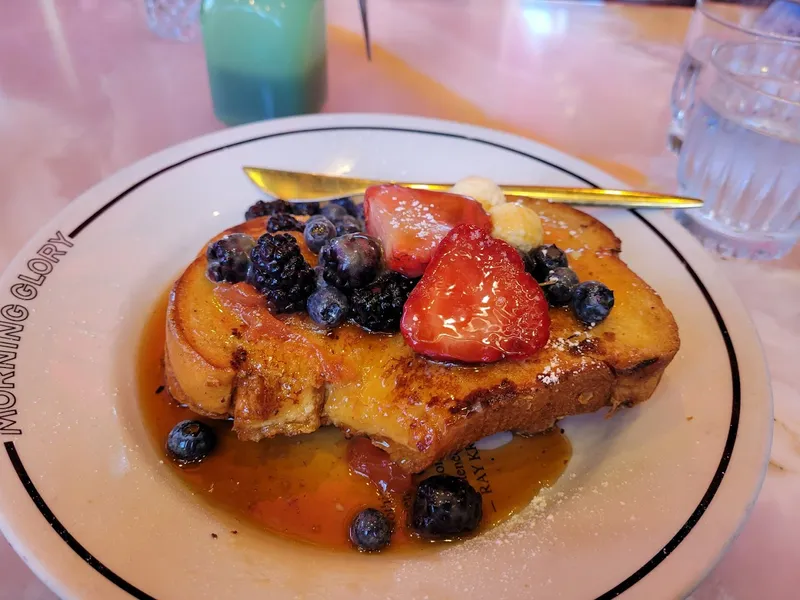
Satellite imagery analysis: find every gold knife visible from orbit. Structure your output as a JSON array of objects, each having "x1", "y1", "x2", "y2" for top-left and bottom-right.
[{"x1": 243, "y1": 166, "x2": 702, "y2": 209}]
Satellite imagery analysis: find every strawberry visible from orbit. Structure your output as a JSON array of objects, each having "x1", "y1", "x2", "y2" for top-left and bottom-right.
[
  {"x1": 364, "y1": 185, "x2": 491, "y2": 278},
  {"x1": 400, "y1": 224, "x2": 550, "y2": 363}
]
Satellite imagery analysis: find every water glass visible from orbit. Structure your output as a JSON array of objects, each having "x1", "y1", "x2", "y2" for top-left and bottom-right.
[
  {"x1": 145, "y1": 0, "x2": 201, "y2": 42},
  {"x1": 669, "y1": 0, "x2": 800, "y2": 152},
  {"x1": 675, "y1": 41, "x2": 800, "y2": 260}
]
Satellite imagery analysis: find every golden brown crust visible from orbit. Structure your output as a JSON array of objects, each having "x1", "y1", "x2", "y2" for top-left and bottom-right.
[{"x1": 164, "y1": 202, "x2": 680, "y2": 472}]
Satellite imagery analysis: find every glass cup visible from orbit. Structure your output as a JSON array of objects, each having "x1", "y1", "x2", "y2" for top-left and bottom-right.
[
  {"x1": 674, "y1": 41, "x2": 800, "y2": 260},
  {"x1": 145, "y1": 0, "x2": 201, "y2": 41},
  {"x1": 200, "y1": 0, "x2": 328, "y2": 126},
  {"x1": 669, "y1": 0, "x2": 800, "y2": 152}
]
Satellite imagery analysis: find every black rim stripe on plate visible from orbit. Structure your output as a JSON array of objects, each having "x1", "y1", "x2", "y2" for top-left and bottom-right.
[{"x1": 5, "y1": 125, "x2": 740, "y2": 600}]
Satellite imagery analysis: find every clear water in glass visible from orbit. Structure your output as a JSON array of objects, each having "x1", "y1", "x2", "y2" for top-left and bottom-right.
[
  {"x1": 669, "y1": 0, "x2": 800, "y2": 152},
  {"x1": 675, "y1": 42, "x2": 800, "y2": 260},
  {"x1": 145, "y1": 0, "x2": 200, "y2": 41}
]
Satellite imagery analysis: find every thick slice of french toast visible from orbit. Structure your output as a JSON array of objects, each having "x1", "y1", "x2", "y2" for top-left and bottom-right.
[{"x1": 165, "y1": 200, "x2": 679, "y2": 472}]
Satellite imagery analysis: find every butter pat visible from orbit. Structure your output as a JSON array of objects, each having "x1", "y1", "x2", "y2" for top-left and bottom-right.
[
  {"x1": 489, "y1": 202, "x2": 544, "y2": 251},
  {"x1": 450, "y1": 176, "x2": 506, "y2": 212}
]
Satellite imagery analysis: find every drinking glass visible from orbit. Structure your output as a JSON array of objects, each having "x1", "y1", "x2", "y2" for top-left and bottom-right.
[
  {"x1": 675, "y1": 41, "x2": 800, "y2": 260},
  {"x1": 669, "y1": 0, "x2": 800, "y2": 152},
  {"x1": 200, "y1": 0, "x2": 327, "y2": 126},
  {"x1": 145, "y1": 0, "x2": 201, "y2": 41}
]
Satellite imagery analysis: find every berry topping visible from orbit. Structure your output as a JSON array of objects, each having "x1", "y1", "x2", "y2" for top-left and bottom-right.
[
  {"x1": 489, "y1": 202, "x2": 544, "y2": 251},
  {"x1": 319, "y1": 233, "x2": 383, "y2": 291},
  {"x1": 410, "y1": 475, "x2": 482, "y2": 538},
  {"x1": 205, "y1": 233, "x2": 256, "y2": 284},
  {"x1": 330, "y1": 197, "x2": 359, "y2": 216},
  {"x1": 525, "y1": 244, "x2": 568, "y2": 283},
  {"x1": 247, "y1": 233, "x2": 316, "y2": 313},
  {"x1": 304, "y1": 217, "x2": 337, "y2": 254},
  {"x1": 313, "y1": 265, "x2": 328, "y2": 289},
  {"x1": 166, "y1": 420, "x2": 217, "y2": 465},
  {"x1": 335, "y1": 215, "x2": 364, "y2": 236},
  {"x1": 289, "y1": 202, "x2": 321, "y2": 216},
  {"x1": 321, "y1": 203, "x2": 349, "y2": 222},
  {"x1": 307, "y1": 286, "x2": 350, "y2": 328},
  {"x1": 351, "y1": 271, "x2": 417, "y2": 333},
  {"x1": 543, "y1": 267, "x2": 579, "y2": 307},
  {"x1": 572, "y1": 281, "x2": 615, "y2": 325},
  {"x1": 364, "y1": 185, "x2": 491, "y2": 278},
  {"x1": 401, "y1": 224, "x2": 550, "y2": 363},
  {"x1": 245, "y1": 199, "x2": 290, "y2": 220},
  {"x1": 350, "y1": 508, "x2": 392, "y2": 552},
  {"x1": 266, "y1": 213, "x2": 305, "y2": 233}
]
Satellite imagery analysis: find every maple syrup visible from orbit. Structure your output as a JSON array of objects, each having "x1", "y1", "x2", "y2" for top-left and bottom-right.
[{"x1": 138, "y1": 294, "x2": 572, "y2": 551}]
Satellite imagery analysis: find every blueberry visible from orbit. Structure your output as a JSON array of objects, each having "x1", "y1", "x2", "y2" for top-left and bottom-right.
[
  {"x1": 303, "y1": 217, "x2": 337, "y2": 254},
  {"x1": 319, "y1": 234, "x2": 383, "y2": 291},
  {"x1": 572, "y1": 281, "x2": 615, "y2": 325},
  {"x1": 307, "y1": 287, "x2": 350, "y2": 328},
  {"x1": 543, "y1": 267, "x2": 579, "y2": 307},
  {"x1": 313, "y1": 265, "x2": 328, "y2": 289},
  {"x1": 352, "y1": 202, "x2": 365, "y2": 222},
  {"x1": 205, "y1": 233, "x2": 256, "y2": 283},
  {"x1": 526, "y1": 244, "x2": 568, "y2": 282},
  {"x1": 289, "y1": 202, "x2": 321, "y2": 216},
  {"x1": 330, "y1": 197, "x2": 358, "y2": 216},
  {"x1": 350, "y1": 508, "x2": 392, "y2": 552},
  {"x1": 410, "y1": 475, "x2": 482, "y2": 538},
  {"x1": 321, "y1": 203, "x2": 349, "y2": 222},
  {"x1": 166, "y1": 420, "x2": 217, "y2": 465},
  {"x1": 335, "y1": 215, "x2": 363, "y2": 236}
]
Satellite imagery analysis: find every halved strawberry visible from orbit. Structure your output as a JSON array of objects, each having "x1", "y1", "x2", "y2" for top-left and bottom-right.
[
  {"x1": 364, "y1": 185, "x2": 491, "y2": 278},
  {"x1": 400, "y1": 224, "x2": 550, "y2": 363}
]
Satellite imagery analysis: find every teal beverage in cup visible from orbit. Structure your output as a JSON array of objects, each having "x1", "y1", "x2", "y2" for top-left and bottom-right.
[{"x1": 200, "y1": 0, "x2": 327, "y2": 125}]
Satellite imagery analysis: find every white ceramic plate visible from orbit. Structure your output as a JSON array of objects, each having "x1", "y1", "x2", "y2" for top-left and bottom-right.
[{"x1": 0, "y1": 114, "x2": 771, "y2": 600}]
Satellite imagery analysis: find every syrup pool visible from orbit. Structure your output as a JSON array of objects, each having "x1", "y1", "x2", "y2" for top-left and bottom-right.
[{"x1": 138, "y1": 294, "x2": 571, "y2": 551}]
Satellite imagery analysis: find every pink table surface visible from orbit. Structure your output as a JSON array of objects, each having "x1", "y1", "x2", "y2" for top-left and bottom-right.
[{"x1": 1, "y1": 1, "x2": 799, "y2": 598}]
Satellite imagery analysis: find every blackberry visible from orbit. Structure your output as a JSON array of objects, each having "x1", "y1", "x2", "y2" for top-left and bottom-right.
[
  {"x1": 245, "y1": 199, "x2": 290, "y2": 220},
  {"x1": 289, "y1": 202, "x2": 321, "y2": 216},
  {"x1": 351, "y1": 271, "x2": 417, "y2": 333},
  {"x1": 248, "y1": 233, "x2": 315, "y2": 313},
  {"x1": 267, "y1": 213, "x2": 305, "y2": 233}
]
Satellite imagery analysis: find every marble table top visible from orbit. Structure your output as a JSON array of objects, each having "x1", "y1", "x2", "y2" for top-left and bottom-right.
[{"x1": 1, "y1": 1, "x2": 798, "y2": 598}]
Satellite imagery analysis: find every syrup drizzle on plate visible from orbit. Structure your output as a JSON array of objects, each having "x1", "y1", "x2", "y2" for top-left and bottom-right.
[{"x1": 139, "y1": 293, "x2": 571, "y2": 551}]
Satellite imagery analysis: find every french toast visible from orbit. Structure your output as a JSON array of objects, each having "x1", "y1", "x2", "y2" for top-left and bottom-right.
[{"x1": 165, "y1": 199, "x2": 679, "y2": 472}]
